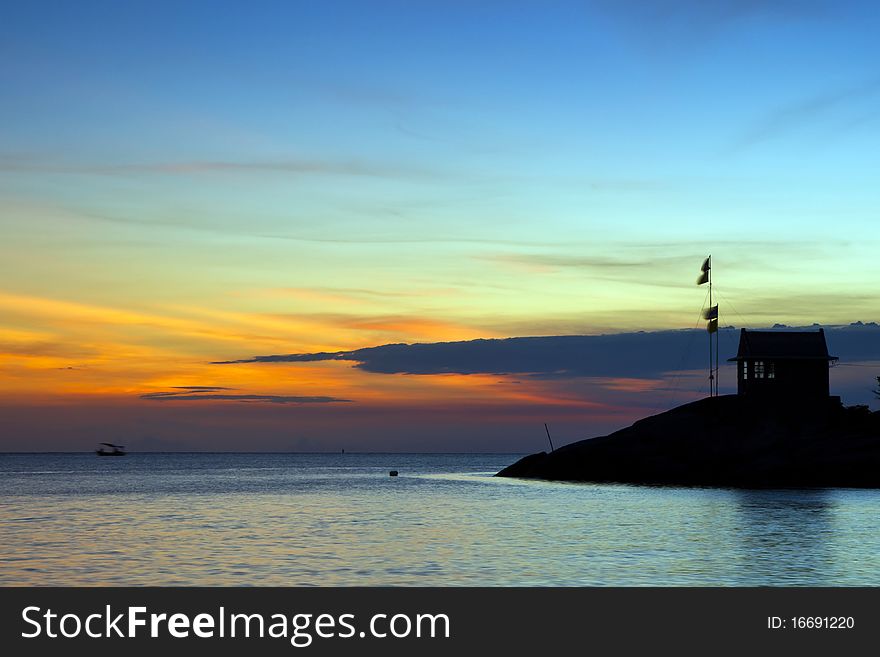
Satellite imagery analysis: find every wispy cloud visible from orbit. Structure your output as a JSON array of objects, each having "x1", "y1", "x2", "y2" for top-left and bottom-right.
[
  {"x1": 596, "y1": 0, "x2": 828, "y2": 48},
  {"x1": 79, "y1": 210, "x2": 687, "y2": 248},
  {"x1": 143, "y1": 386, "x2": 236, "y2": 398},
  {"x1": 168, "y1": 385, "x2": 233, "y2": 391},
  {"x1": 214, "y1": 352, "x2": 346, "y2": 366},
  {"x1": 482, "y1": 253, "x2": 695, "y2": 282},
  {"x1": 139, "y1": 385, "x2": 350, "y2": 404},
  {"x1": 0, "y1": 156, "x2": 445, "y2": 180},
  {"x1": 140, "y1": 389, "x2": 350, "y2": 404},
  {"x1": 480, "y1": 238, "x2": 856, "y2": 292},
  {"x1": 259, "y1": 286, "x2": 463, "y2": 304},
  {"x1": 736, "y1": 77, "x2": 880, "y2": 148}
]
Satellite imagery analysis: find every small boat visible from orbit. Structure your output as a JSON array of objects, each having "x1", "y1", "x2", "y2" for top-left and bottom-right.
[{"x1": 96, "y1": 442, "x2": 126, "y2": 456}]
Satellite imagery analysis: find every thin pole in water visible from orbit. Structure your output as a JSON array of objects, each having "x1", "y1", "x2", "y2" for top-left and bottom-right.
[{"x1": 544, "y1": 423, "x2": 555, "y2": 452}]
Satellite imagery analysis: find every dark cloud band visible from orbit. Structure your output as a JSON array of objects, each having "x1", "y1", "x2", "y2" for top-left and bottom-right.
[{"x1": 214, "y1": 323, "x2": 880, "y2": 379}]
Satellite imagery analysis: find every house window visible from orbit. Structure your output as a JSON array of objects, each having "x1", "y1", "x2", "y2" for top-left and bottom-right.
[
  {"x1": 742, "y1": 361, "x2": 748, "y2": 380},
  {"x1": 767, "y1": 361, "x2": 775, "y2": 379},
  {"x1": 754, "y1": 361, "x2": 765, "y2": 379}
]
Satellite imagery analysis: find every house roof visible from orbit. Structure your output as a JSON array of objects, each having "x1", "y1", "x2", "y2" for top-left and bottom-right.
[{"x1": 728, "y1": 329, "x2": 838, "y2": 361}]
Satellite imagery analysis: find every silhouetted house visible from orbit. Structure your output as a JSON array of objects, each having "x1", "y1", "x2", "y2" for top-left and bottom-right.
[{"x1": 728, "y1": 328, "x2": 837, "y2": 399}]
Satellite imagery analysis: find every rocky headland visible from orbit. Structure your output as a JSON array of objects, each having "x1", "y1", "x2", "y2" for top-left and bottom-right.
[{"x1": 497, "y1": 395, "x2": 880, "y2": 488}]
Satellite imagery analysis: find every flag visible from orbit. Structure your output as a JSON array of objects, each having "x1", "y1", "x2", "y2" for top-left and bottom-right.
[
  {"x1": 702, "y1": 304, "x2": 718, "y2": 320},
  {"x1": 707, "y1": 318, "x2": 718, "y2": 333},
  {"x1": 696, "y1": 256, "x2": 710, "y2": 285}
]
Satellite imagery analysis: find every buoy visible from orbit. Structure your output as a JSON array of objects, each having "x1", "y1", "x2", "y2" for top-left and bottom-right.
[{"x1": 389, "y1": 470, "x2": 398, "y2": 477}]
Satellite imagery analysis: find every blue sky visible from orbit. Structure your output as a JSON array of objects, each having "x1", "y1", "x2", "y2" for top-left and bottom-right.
[
  {"x1": 4, "y1": 1, "x2": 879, "y2": 248},
  {"x1": 1, "y1": 1, "x2": 878, "y2": 450}
]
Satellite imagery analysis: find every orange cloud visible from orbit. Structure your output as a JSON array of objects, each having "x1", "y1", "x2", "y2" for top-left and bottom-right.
[
  {"x1": 598, "y1": 377, "x2": 666, "y2": 393},
  {"x1": 0, "y1": 288, "x2": 610, "y2": 417}
]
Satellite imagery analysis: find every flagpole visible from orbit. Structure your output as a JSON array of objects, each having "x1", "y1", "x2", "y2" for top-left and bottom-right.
[
  {"x1": 696, "y1": 255, "x2": 716, "y2": 398},
  {"x1": 715, "y1": 263, "x2": 719, "y2": 397},
  {"x1": 708, "y1": 255, "x2": 714, "y2": 397}
]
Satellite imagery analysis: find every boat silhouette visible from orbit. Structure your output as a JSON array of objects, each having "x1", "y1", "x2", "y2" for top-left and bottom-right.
[{"x1": 95, "y1": 442, "x2": 126, "y2": 457}]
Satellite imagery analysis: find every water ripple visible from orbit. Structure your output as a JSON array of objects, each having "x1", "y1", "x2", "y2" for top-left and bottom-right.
[{"x1": 1, "y1": 453, "x2": 880, "y2": 585}]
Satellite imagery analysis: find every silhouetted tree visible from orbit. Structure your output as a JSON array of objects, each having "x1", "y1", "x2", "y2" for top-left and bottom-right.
[{"x1": 875, "y1": 376, "x2": 880, "y2": 399}]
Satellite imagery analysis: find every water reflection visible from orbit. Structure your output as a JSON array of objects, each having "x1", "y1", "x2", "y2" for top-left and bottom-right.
[{"x1": 730, "y1": 490, "x2": 835, "y2": 585}]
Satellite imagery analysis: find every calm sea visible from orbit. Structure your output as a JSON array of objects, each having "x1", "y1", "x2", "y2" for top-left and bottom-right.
[{"x1": 1, "y1": 453, "x2": 879, "y2": 586}]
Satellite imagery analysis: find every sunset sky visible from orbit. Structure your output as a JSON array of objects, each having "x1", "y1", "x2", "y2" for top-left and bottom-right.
[{"x1": 2, "y1": 1, "x2": 879, "y2": 451}]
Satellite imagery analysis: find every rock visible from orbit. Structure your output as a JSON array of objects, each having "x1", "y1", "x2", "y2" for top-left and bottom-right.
[{"x1": 496, "y1": 395, "x2": 880, "y2": 488}]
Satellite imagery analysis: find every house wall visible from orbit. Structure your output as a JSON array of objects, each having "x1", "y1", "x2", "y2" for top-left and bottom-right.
[{"x1": 737, "y1": 359, "x2": 830, "y2": 398}]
